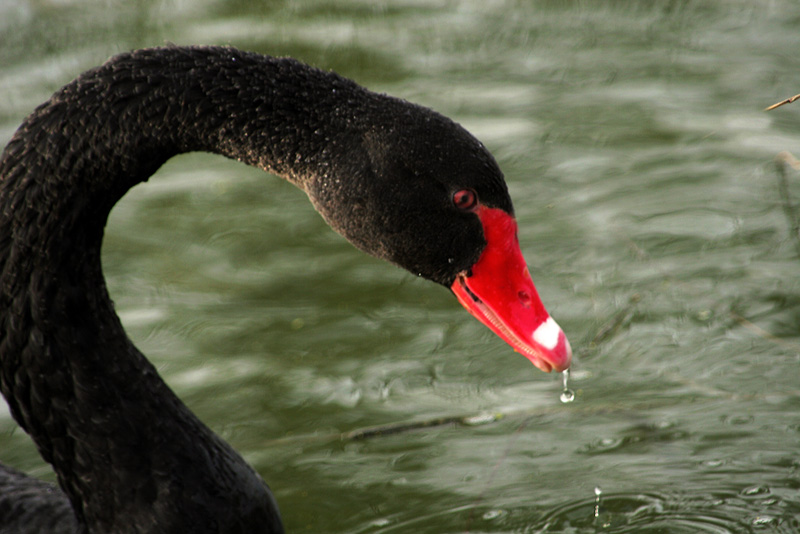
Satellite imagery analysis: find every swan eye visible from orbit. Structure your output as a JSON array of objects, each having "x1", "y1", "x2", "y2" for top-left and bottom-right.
[{"x1": 453, "y1": 189, "x2": 478, "y2": 211}]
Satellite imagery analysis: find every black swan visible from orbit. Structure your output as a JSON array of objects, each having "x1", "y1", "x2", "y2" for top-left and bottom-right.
[{"x1": 0, "y1": 46, "x2": 571, "y2": 534}]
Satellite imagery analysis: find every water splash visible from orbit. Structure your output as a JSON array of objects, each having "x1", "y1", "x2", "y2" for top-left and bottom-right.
[
  {"x1": 560, "y1": 368, "x2": 575, "y2": 403},
  {"x1": 594, "y1": 486, "x2": 602, "y2": 518},
  {"x1": 533, "y1": 489, "x2": 762, "y2": 533}
]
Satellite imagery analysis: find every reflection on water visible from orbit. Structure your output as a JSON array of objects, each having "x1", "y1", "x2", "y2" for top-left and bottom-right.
[{"x1": 2, "y1": 1, "x2": 800, "y2": 533}]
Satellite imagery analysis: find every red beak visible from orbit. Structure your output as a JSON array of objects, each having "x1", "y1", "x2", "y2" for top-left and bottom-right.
[{"x1": 450, "y1": 207, "x2": 571, "y2": 372}]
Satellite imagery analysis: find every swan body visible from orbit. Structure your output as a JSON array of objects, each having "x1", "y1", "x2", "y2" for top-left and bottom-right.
[{"x1": 0, "y1": 46, "x2": 570, "y2": 533}]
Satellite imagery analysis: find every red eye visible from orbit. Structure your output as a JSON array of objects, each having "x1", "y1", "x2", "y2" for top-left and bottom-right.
[{"x1": 453, "y1": 189, "x2": 478, "y2": 211}]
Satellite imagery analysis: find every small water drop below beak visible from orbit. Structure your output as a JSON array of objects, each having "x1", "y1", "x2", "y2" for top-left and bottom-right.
[{"x1": 559, "y1": 368, "x2": 575, "y2": 403}]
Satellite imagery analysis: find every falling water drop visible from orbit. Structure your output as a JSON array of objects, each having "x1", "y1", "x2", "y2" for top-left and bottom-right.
[
  {"x1": 594, "y1": 486, "x2": 602, "y2": 518},
  {"x1": 560, "y1": 368, "x2": 575, "y2": 403}
]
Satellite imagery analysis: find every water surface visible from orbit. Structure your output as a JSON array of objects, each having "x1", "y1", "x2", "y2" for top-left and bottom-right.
[{"x1": 1, "y1": 1, "x2": 799, "y2": 532}]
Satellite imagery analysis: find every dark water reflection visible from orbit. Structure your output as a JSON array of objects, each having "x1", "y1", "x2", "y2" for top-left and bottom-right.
[{"x1": 2, "y1": 1, "x2": 800, "y2": 532}]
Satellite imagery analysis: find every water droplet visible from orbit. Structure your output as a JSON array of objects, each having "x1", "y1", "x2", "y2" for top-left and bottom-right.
[
  {"x1": 594, "y1": 486, "x2": 602, "y2": 518},
  {"x1": 560, "y1": 368, "x2": 575, "y2": 403}
]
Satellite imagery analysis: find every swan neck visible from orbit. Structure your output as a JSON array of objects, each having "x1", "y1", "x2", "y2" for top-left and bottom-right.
[{"x1": 0, "y1": 46, "x2": 335, "y2": 532}]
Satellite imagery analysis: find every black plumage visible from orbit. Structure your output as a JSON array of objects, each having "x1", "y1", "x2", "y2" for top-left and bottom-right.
[{"x1": 0, "y1": 46, "x2": 514, "y2": 533}]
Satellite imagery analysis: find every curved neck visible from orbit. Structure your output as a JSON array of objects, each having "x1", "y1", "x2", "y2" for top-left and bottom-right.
[{"x1": 0, "y1": 46, "x2": 363, "y2": 533}]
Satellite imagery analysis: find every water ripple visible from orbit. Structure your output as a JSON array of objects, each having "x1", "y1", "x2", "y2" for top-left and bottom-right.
[{"x1": 531, "y1": 489, "x2": 799, "y2": 534}]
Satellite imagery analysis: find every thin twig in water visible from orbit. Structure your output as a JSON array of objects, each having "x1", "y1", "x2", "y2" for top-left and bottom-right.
[
  {"x1": 730, "y1": 311, "x2": 800, "y2": 353},
  {"x1": 576, "y1": 293, "x2": 641, "y2": 360},
  {"x1": 766, "y1": 93, "x2": 800, "y2": 111},
  {"x1": 774, "y1": 152, "x2": 800, "y2": 258}
]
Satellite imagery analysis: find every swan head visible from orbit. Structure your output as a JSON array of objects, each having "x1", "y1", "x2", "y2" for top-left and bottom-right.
[{"x1": 303, "y1": 96, "x2": 572, "y2": 373}]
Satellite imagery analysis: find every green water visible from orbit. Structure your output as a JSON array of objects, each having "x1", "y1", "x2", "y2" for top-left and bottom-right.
[{"x1": 2, "y1": 1, "x2": 800, "y2": 532}]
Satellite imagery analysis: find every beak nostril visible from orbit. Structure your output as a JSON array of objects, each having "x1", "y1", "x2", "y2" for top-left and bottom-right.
[{"x1": 518, "y1": 290, "x2": 531, "y2": 308}]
